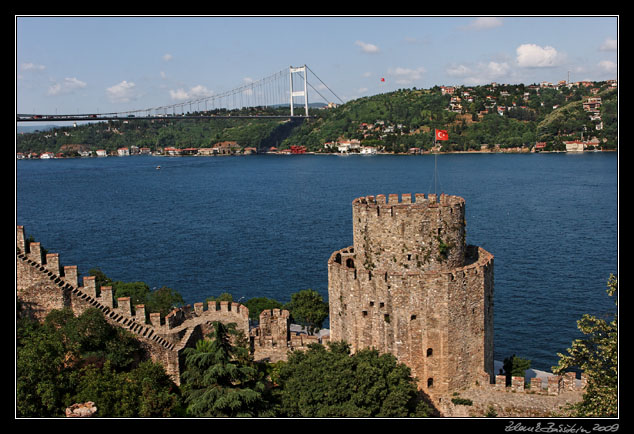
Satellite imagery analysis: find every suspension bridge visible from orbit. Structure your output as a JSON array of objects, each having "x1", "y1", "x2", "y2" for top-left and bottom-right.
[{"x1": 17, "y1": 65, "x2": 343, "y2": 122}]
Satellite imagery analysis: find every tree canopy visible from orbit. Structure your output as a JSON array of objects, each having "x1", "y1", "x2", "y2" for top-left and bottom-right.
[
  {"x1": 553, "y1": 274, "x2": 618, "y2": 417},
  {"x1": 89, "y1": 268, "x2": 184, "y2": 317},
  {"x1": 282, "y1": 289, "x2": 329, "y2": 335},
  {"x1": 17, "y1": 81, "x2": 617, "y2": 156},
  {"x1": 180, "y1": 321, "x2": 272, "y2": 417},
  {"x1": 16, "y1": 307, "x2": 182, "y2": 417},
  {"x1": 271, "y1": 341, "x2": 432, "y2": 417}
]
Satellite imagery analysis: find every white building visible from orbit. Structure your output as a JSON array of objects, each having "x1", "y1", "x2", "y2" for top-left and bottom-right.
[
  {"x1": 337, "y1": 139, "x2": 361, "y2": 153},
  {"x1": 564, "y1": 141, "x2": 585, "y2": 152}
]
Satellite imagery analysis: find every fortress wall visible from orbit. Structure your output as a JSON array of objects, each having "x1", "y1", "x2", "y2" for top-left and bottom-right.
[
  {"x1": 17, "y1": 226, "x2": 256, "y2": 385},
  {"x1": 352, "y1": 193, "x2": 466, "y2": 274},
  {"x1": 328, "y1": 244, "x2": 494, "y2": 394},
  {"x1": 329, "y1": 194, "x2": 494, "y2": 396}
]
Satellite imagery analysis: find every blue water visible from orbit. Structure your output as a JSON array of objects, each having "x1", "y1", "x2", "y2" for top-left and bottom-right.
[{"x1": 16, "y1": 152, "x2": 618, "y2": 371}]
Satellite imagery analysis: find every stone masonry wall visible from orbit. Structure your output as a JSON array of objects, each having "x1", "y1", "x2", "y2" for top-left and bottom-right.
[
  {"x1": 329, "y1": 194, "x2": 494, "y2": 398},
  {"x1": 352, "y1": 193, "x2": 466, "y2": 274},
  {"x1": 438, "y1": 371, "x2": 585, "y2": 417},
  {"x1": 16, "y1": 226, "x2": 302, "y2": 385}
]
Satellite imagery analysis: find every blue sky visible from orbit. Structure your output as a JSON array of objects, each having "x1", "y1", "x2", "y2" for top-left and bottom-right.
[{"x1": 16, "y1": 16, "x2": 618, "y2": 116}]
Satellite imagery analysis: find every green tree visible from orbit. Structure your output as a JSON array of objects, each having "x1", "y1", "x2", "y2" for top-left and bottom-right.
[
  {"x1": 110, "y1": 281, "x2": 151, "y2": 310},
  {"x1": 73, "y1": 360, "x2": 183, "y2": 417},
  {"x1": 87, "y1": 269, "x2": 184, "y2": 317},
  {"x1": 205, "y1": 292, "x2": 234, "y2": 304},
  {"x1": 553, "y1": 274, "x2": 618, "y2": 417},
  {"x1": 244, "y1": 296, "x2": 284, "y2": 322},
  {"x1": 180, "y1": 321, "x2": 271, "y2": 417},
  {"x1": 42, "y1": 307, "x2": 142, "y2": 371},
  {"x1": 273, "y1": 341, "x2": 432, "y2": 417},
  {"x1": 145, "y1": 286, "x2": 185, "y2": 317},
  {"x1": 16, "y1": 307, "x2": 146, "y2": 417},
  {"x1": 72, "y1": 361, "x2": 139, "y2": 417},
  {"x1": 16, "y1": 318, "x2": 75, "y2": 416},
  {"x1": 130, "y1": 361, "x2": 184, "y2": 417},
  {"x1": 88, "y1": 267, "x2": 112, "y2": 288},
  {"x1": 502, "y1": 354, "x2": 531, "y2": 386},
  {"x1": 283, "y1": 289, "x2": 329, "y2": 335}
]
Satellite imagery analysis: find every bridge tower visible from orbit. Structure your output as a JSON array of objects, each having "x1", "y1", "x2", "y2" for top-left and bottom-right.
[{"x1": 289, "y1": 65, "x2": 309, "y2": 117}]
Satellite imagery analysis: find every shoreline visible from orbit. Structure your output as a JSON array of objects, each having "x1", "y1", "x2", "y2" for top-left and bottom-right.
[{"x1": 16, "y1": 148, "x2": 616, "y2": 160}]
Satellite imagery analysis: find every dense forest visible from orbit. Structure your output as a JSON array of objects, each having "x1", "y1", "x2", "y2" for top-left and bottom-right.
[{"x1": 16, "y1": 80, "x2": 617, "y2": 156}]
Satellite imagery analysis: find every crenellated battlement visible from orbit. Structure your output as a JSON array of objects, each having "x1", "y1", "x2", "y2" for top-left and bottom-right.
[
  {"x1": 17, "y1": 227, "x2": 176, "y2": 351},
  {"x1": 437, "y1": 370, "x2": 586, "y2": 417},
  {"x1": 329, "y1": 244, "x2": 493, "y2": 281},
  {"x1": 352, "y1": 192, "x2": 464, "y2": 208},
  {"x1": 17, "y1": 225, "x2": 250, "y2": 326},
  {"x1": 16, "y1": 226, "x2": 298, "y2": 385},
  {"x1": 352, "y1": 193, "x2": 467, "y2": 274},
  {"x1": 329, "y1": 194, "x2": 493, "y2": 397},
  {"x1": 17, "y1": 225, "x2": 328, "y2": 385},
  {"x1": 479, "y1": 371, "x2": 587, "y2": 396}
]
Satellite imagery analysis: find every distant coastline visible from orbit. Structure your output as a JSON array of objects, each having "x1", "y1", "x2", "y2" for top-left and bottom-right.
[{"x1": 16, "y1": 147, "x2": 616, "y2": 160}]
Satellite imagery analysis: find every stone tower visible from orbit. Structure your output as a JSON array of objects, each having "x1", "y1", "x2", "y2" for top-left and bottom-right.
[{"x1": 328, "y1": 193, "x2": 494, "y2": 397}]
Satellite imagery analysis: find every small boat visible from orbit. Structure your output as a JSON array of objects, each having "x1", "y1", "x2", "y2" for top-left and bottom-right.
[{"x1": 156, "y1": 165, "x2": 161, "y2": 170}]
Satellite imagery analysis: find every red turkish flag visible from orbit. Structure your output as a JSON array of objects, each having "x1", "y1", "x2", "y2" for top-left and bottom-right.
[{"x1": 435, "y1": 129, "x2": 449, "y2": 141}]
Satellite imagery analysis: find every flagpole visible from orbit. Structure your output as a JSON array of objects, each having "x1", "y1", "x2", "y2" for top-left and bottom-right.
[
  {"x1": 434, "y1": 150, "x2": 437, "y2": 195},
  {"x1": 434, "y1": 130, "x2": 437, "y2": 195}
]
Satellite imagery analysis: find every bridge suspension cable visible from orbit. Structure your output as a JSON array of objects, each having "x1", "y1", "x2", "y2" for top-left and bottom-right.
[{"x1": 17, "y1": 64, "x2": 343, "y2": 122}]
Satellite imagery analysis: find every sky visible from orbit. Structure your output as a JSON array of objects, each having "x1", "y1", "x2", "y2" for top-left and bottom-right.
[{"x1": 16, "y1": 15, "x2": 618, "y2": 117}]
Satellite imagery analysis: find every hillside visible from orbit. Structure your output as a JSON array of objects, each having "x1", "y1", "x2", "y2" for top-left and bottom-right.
[
  {"x1": 283, "y1": 81, "x2": 617, "y2": 153},
  {"x1": 16, "y1": 81, "x2": 617, "y2": 156},
  {"x1": 16, "y1": 107, "x2": 295, "y2": 156}
]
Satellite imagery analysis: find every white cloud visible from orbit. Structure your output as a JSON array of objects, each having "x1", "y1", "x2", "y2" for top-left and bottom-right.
[
  {"x1": 47, "y1": 77, "x2": 87, "y2": 96},
  {"x1": 598, "y1": 60, "x2": 617, "y2": 73},
  {"x1": 21, "y1": 62, "x2": 46, "y2": 71},
  {"x1": 169, "y1": 84, "x2": 213, "y2": 101},
  {"x1": 486, "y1": 61, "x2": 510, "y2": 77},
  {"x1": 106, "y1": 80, "x2": 137, "y2": 103},
  {"x1": 464, "y1": 17, "x2": 503, "y2": 30},
  {"x1": 163, "y1": 53, "x2": 173, "y2": 61},
  {"x1": 446, "y1": 64, "x2": 472, "y2": 77},
  {"x1": 599, "y1": 38, "x2": 617, "y2": 51},
  {"x1": 446, "y1": 61, "x2": 511, "y2": 85},
  {"x1": 354, "y1": 40, "x2": 380, "y2": 54},
  {"x1": 388, "y1": 66, "x2": 426, "y2": 85},
  {"x1": 516, "y1": 43, "x2": 561, "y2": 67}
]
